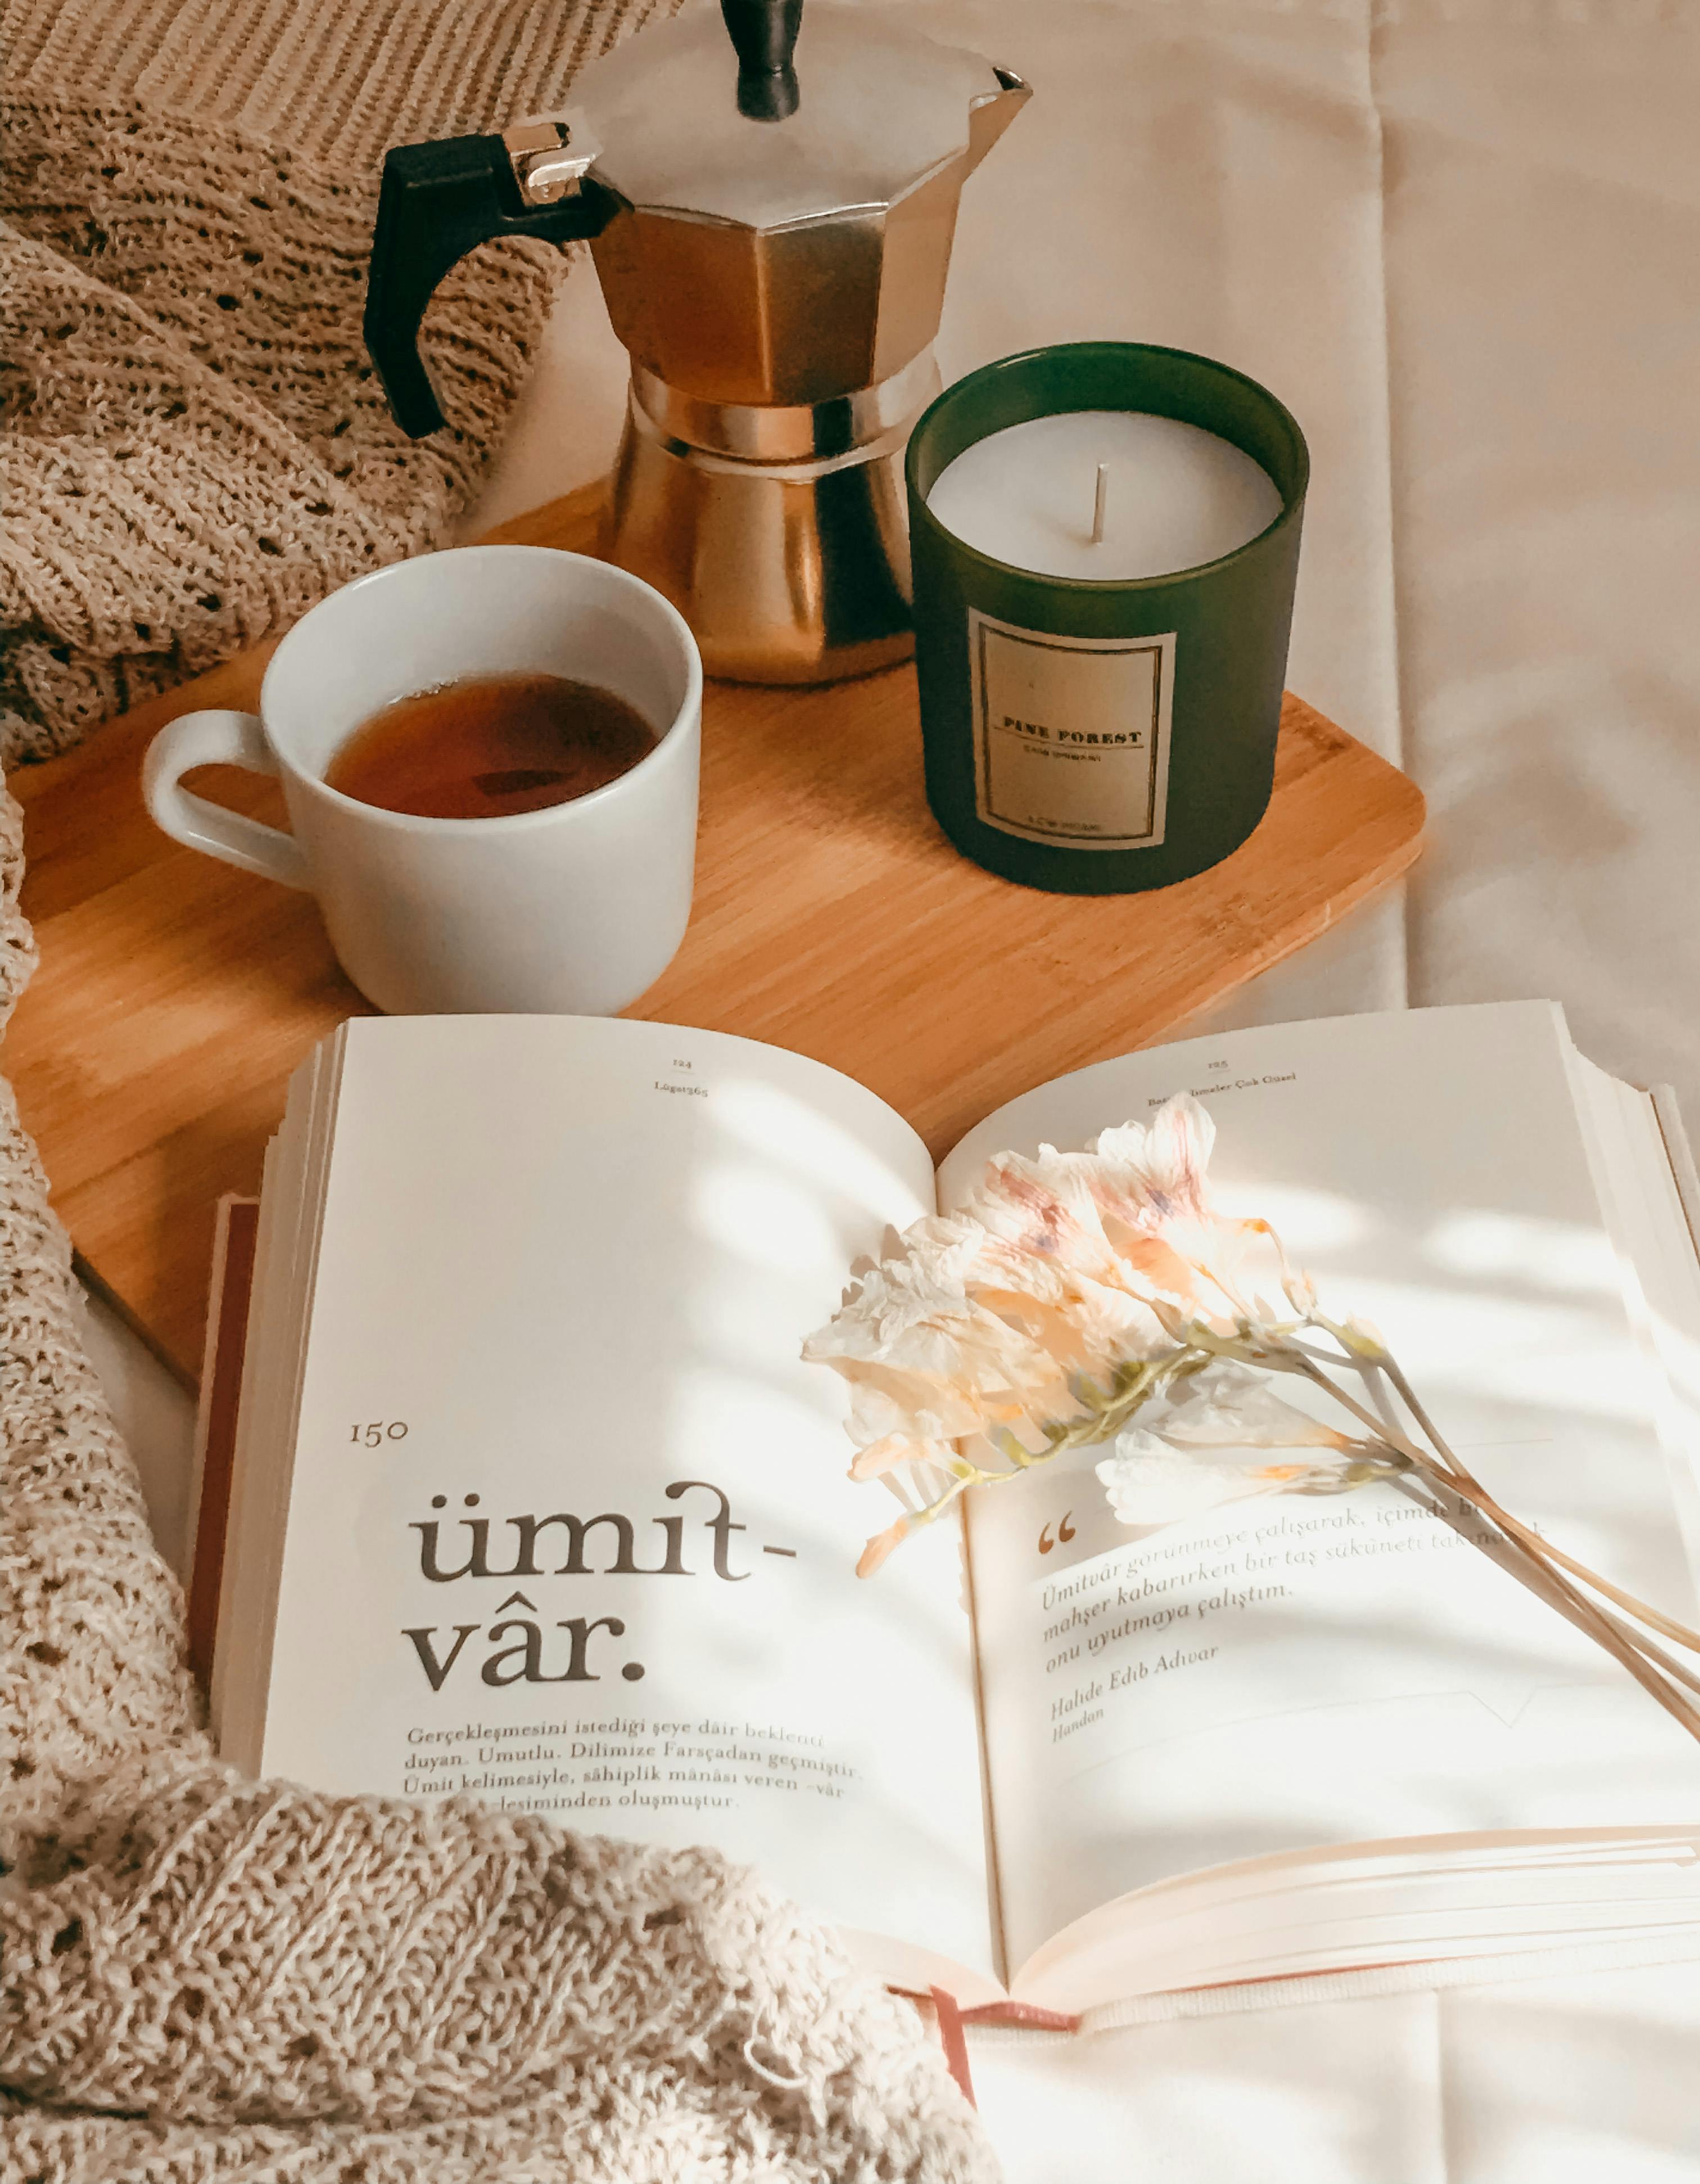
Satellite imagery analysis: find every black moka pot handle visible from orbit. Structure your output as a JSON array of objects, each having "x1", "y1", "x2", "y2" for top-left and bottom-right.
[
  {"x1": 721, "y1": 0, "x2": 803, "y2": 121},
  {"x1": 364, "y1": 135, "x2": 616, "y2": 439}
]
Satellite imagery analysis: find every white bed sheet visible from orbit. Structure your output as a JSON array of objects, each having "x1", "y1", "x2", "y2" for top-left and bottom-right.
[{"x1": 95, "y1": 1, "x2": 1700, "y2": 2173}]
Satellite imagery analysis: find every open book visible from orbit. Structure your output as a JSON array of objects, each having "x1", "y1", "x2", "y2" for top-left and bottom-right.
[{"x1": 208, "y1": 1003, "x2": 1700, "y2": 2020}]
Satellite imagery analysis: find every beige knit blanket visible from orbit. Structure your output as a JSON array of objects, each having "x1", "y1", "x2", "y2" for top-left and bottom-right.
[
  {"x1": 0, "y1": 0, "x2": 670, "y2": 759},
  {"x1": 0, "y1": 858, "x2": 996, "y2": 2178}
]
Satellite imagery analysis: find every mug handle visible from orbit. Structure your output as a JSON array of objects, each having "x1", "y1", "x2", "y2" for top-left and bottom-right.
[{"x1": 142, "y1": 711, "x2": 311, "y2": 889}]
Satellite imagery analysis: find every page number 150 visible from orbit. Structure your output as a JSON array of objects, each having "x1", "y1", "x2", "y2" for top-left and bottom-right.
[{"x1": 350, "y1": 1420, "x2": 409, "y2": 1446}]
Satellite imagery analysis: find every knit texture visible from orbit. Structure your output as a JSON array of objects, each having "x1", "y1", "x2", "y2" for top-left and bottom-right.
[
  {"x1": 0, "y1": 0, "x2": 672, "y2": 759},
  {"x1": 0, "y1": 1762, "x2": 994, "y2": 2181},
  {"x1": 0, "y1": 803, "x2": 992, "y2": 2172}
]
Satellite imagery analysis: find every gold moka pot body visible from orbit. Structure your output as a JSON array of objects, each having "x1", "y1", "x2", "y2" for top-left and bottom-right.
[{"x1": 364, "y1": 0, "x2": 1028, "y2": 682}]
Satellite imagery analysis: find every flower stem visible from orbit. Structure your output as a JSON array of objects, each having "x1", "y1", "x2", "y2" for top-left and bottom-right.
[
  {"x1": 1391, "y1": 1472, "x2": 1700, "y2": 1740},
  {"x1": 1375, "y1": 1350, "x2": 1700, "y2": 1659},
  {"x1": 1278, "y1": 1342, "x2": 1700, "y2": 1739}
]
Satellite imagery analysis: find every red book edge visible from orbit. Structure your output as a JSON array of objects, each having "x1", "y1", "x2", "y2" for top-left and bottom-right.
[{"x1": 186, "y1": 1195, "x2": 260, "y2": 1693}]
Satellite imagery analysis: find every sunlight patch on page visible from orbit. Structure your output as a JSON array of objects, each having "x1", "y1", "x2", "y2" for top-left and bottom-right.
[
  {"x1": 659, "y1": 1357, "x2": 991, "y2": 1969},
  {"x1": 1208, "y1": 1179, "x2": 1373, "y2": 1255},
  {"x1": 1337, "y1": 1272, "x2": 1654, "y2": 1426},
  {"x1": 712, "y1": 1076, "x2": 927, "y2": 1233},
  {"x1": 692, "y1": 1159, "x2": 846, "y2": 1275},
  {"x1": 1423, "y1": 1209, "x2": 1623, "y2": 1296}
]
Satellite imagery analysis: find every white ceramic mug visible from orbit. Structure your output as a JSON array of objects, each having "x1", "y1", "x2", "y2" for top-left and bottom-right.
[{"x1": 143, "y1": 546, "x2": 703, "y2": 1015}]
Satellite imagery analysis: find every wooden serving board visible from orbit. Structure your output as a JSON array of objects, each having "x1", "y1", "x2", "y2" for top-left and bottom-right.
[{"x1": 4, "y1": 481, "x2": 1423, "y2": 1383}]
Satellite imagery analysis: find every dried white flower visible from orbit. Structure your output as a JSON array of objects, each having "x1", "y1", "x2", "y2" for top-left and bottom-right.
[
  {"x1": 1095, "y1": 1431, "x2": 1304, "y2": 1526},
  {"x1": 806, "y1": 1096, "x2": 1359, "y2": 1573},
  {"x1": 1158, "y1": 1362, "x2": 1351, "y2": 1450}
]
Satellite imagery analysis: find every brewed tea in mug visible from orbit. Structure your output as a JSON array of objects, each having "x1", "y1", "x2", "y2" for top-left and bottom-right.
[{"x1": 325, "y1": 672, "x2": 657, "y2": 821}]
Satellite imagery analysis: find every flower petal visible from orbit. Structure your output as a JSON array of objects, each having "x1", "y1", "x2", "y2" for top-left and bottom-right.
[
  {"x1": 965, "y1": 1151, "x2": 1123, "y2": 1284},
  {"x1": 847, "y1": 1434, "x2": 924, "y2": 1481},
  {"x1": 1283, "y1": 1263, "x2": 1319, "y2": 1314},
  {"x1": 1094, "y1": 1434, "x2": 1273, "y2": 1526},
  {"x1": 857, "y1": 1514, "x2": 911, "y2": 1577},
  {"x1": 1089, "y1": 1094, "x2": 1216, "y2": 1223},
  {"x1": 1095, "y1": 1425, "x2": 1358, "y2": 1531},
  {"x1": 1158, "y1": 1362, "x2": 1351, "y2": 1449}
]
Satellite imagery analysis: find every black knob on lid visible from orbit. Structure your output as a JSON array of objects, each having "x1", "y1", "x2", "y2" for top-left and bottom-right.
[{"x1": 721, "y1": 0, "x2": 802, "y2": 121}]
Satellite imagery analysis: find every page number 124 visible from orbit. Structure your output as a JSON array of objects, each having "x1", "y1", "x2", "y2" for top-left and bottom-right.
[{"x1": 350, "y1": 1421, "x2": 409, "y2": 1445}]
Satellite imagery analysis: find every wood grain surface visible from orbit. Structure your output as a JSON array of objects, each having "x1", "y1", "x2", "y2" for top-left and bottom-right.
[{"x1": 4, "y1": 481, "x2": 1425, "y2": 1382}]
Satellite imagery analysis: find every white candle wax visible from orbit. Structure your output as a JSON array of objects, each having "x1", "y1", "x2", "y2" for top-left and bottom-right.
[{"x1": 926, "y1": 410, "x2": 1283, "y2": 581}]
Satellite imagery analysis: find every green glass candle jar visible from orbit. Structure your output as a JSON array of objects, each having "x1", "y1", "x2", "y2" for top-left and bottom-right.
[{"x1": 905, "y1": 341, "x2": 1308, "y2": 893}]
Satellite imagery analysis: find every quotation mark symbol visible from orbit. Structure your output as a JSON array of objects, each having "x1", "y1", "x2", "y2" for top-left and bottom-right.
[{"x1": 1038, "y1": 1510, "x2": 1077, "y2": 1556}]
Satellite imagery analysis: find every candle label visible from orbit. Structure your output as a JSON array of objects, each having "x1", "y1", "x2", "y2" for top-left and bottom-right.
[{"x1": 967, "y1": 611, "x2": 1175, "y2": 851}]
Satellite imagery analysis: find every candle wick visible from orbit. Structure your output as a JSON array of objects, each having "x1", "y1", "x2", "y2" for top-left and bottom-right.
[{"x1": 1091, "y1": 463, "x2": 1108, "y2": 545}]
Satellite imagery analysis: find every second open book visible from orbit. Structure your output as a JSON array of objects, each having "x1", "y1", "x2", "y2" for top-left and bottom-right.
[{"x1": 211, "y1": 1003, "x2": 1700, "y2": 2022}]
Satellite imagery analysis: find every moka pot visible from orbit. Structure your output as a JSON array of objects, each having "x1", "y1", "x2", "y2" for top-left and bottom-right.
[{"x1": 363, "y1": 0, "x2": 1029, "y2": 683}]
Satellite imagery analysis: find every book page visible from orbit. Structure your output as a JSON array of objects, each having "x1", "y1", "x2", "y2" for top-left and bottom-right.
[
  {"x1": 252, "y1": 1016, "x2": 995, "y2": 1989},
  {"x1": 1567, "y1": 1060, "x2": 1700, "y2": 1586},
  {"x1": 937, "y1": 1004, "x2": 1700, "y2": 1985}
]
